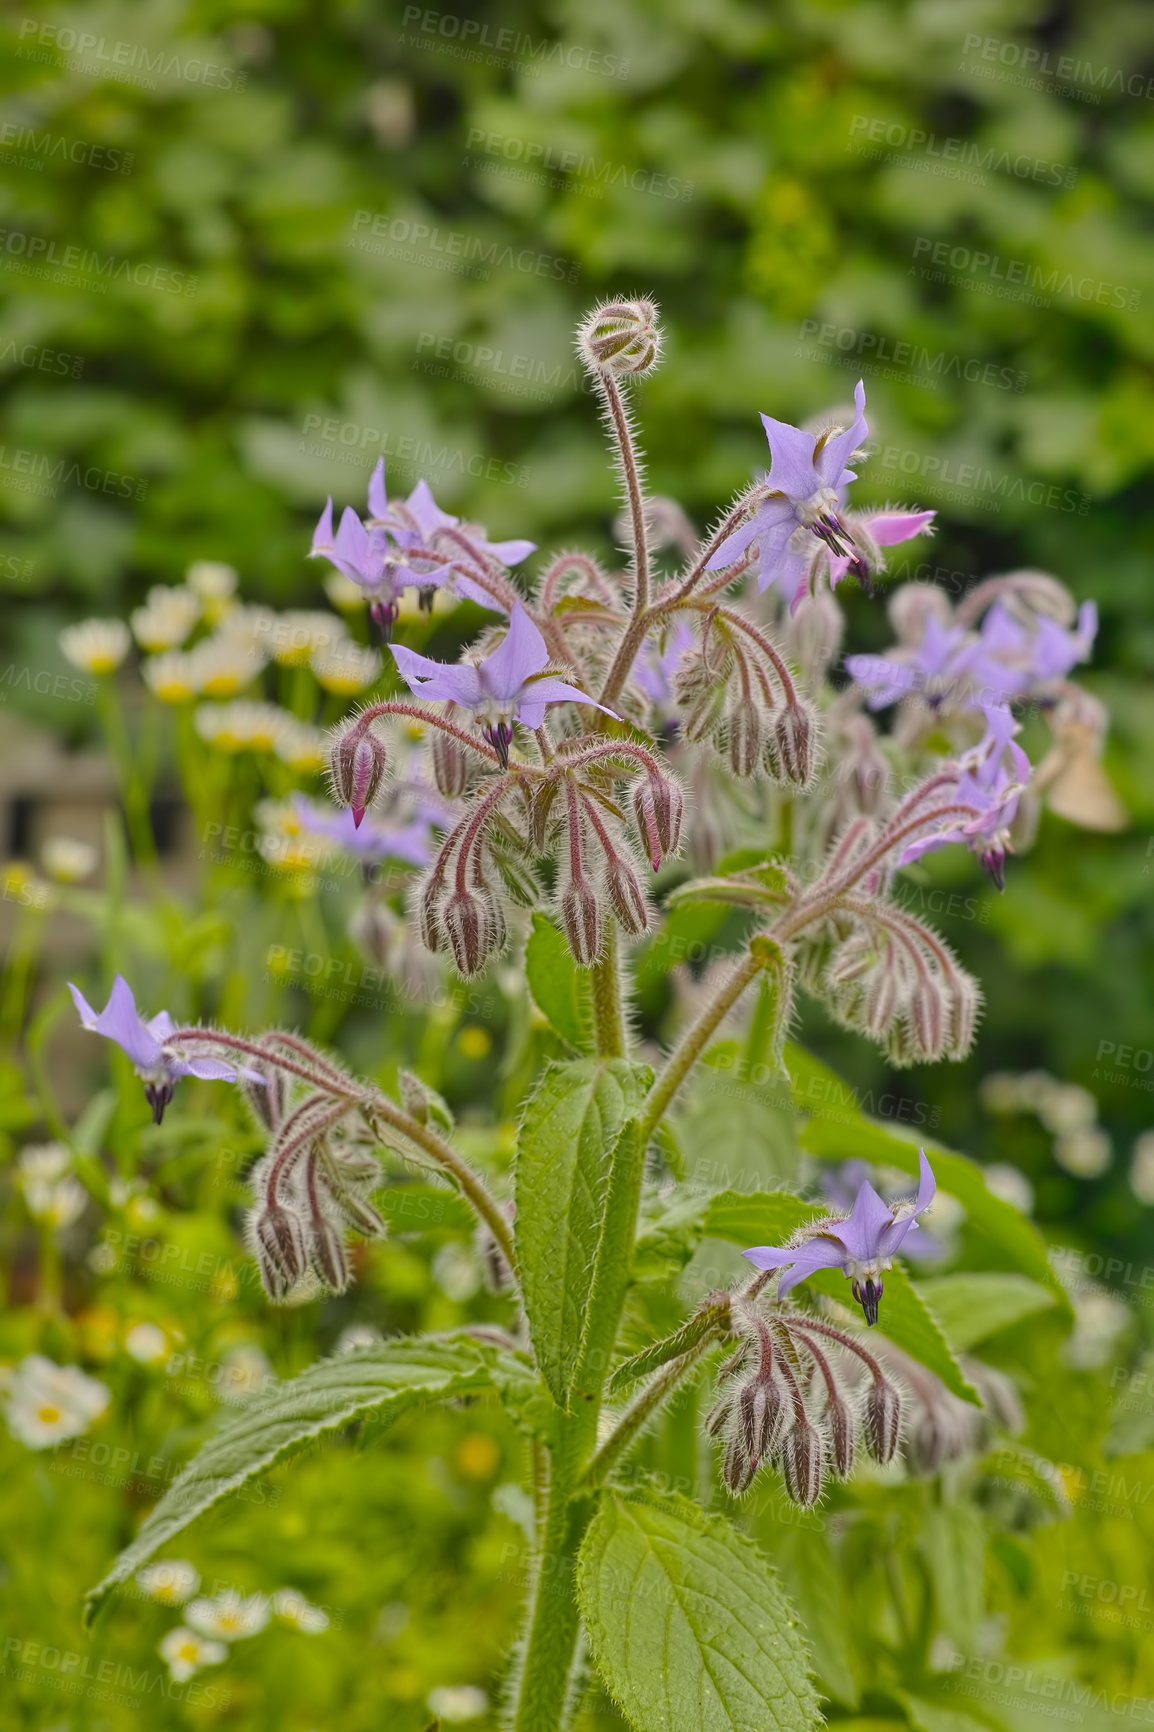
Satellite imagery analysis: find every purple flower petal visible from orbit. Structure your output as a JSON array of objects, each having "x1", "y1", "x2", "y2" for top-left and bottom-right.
[
  {"x1": 775, "y1": 1236, "x2": 851, "y2": 1298},
  {"x1": 70, "y1": 975, "x2": 163, "y2": 1070},
  {"x1": 835, "y1": 1178, "x2": 897, "y2": 1263},
  {"x1": 479, "y1": 604, "x2": 549, "y2": 702},
  {"x1": 390, "y1": 642, "x2": 484, "y2": 709},
  {"x1": 814, "y1": 380, "x2": 868, "y2": 488}
]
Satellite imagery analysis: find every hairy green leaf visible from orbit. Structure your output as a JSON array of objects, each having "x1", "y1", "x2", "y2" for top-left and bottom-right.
[
  {"x1": 85, "y1": 1337, "x2": 517, "y2": 1625},
  {"x1": 514, "y1": 1058, "x2": 647, "y2": 1407},
  {"x1": 525, "y1": 912, "x2": 594, "y2": 1052},
  {"x1": 914, "y1": 1273, "x2": 1055, "y2": 1351},
  {"x1": 576, "y1": 1489, "x2": 823, "y2": 1732}
]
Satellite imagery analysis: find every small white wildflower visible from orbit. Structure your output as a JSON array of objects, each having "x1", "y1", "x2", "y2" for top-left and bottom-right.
[
  {"x1": 3, "y1": 1355, "x2": 110, "y2": 1449},
  {"x1": 186, "y1": 637, "x2": 266, "y2": 698},
  {"x1": 137, "y1": 1560, "x2": 200, "y2": 1606},
  {"x1": 335, "y1": 1324, "x2": 383, "y2": 1353},
  {"x1": 1054, "y1": 1127, "x2": 1112, "y2": 1179},
  {"x1": 130, "y1": 585, "x2": 200, "y2": 651},
  {"x1": 1038, "y1": 1082, "x2": 1098, "y2": 1137},
  {"x1": 16, "y1": 1143, "x2": 72, "y2": 1185},
  {"x1": 159, "y1": 1625, "x2": 227, "y2": 1681},
  {"x1": 41, "y1": 837, "x2": 98, "y2": 883},
  {"x1": 1129, "y1": 1131, "x2": 1154, "y2": 1205},
  {"x1": 312, "y1": 638, "x2": 381, "y2": 695},
  {"x1": 143, "y1": 651, "x2": 198, "y2": 704},
  {"x1": 983, "y1": 1164, "x2": 1034, "y2": 1213},
  {"x1": 426, "y1": 1685, "x2": 490, "y2": 1722},
  {"x1": 124, "y1": 1322, "x2": 169, "y2": 1365},
  {"x1": 185, "y1": 1589, "x2": 271, "y2": 1642},
  {"x1": 324, "y1": 570, "x2": 366, "y2": 612},
  {"x1": 195, "y1": 700, "x2": 285, "y2": 753},
  {"x1": 186, "y1": 561, "x2": 238, "y2": 604},
  {"x1": 272, "y1": 1588, "x2": 330, "y2": 1633},
  {"x1": 22, "y1": 1174, "x2": 88, "y2": 1229},
  {"x1": 59, "y1": 619, "x2": 130, "y2": 675},
  {"x1": 270, "y1": 714, "x2": 327, "y2": 773}
]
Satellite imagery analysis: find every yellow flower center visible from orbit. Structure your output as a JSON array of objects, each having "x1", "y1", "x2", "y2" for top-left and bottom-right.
[{"x1": 37, "y1": 1404, "x2": 62, "y2": 1424}]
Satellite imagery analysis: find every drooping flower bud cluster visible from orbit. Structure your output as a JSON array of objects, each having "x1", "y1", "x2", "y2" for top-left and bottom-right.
[
  {"x1": 707, "y1": 1304, "x2": 903, "y2": 1507},
  {"x1": 671, "y1": 608, "x2": 820, "y2": 790},
  {"x1": 244, "y1": 1086, "x2": 386, "y2": 1303}
]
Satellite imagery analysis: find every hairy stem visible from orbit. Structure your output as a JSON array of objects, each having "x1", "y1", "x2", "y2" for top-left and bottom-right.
[
  {"x1": 584, "y1": 1334, "x2": 719, "y2": 1491},
  {"x1": 589, "y1": 921, "x2": 626, "y2": 1059},
  {"x1": 635, "y1": 949, "x2": 765, "y2": 1146}
]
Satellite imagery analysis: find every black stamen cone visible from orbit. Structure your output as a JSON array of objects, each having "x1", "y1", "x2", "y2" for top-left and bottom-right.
[{"x1": 853, "y1": 1276, "x2": 882, "y2": 1326}]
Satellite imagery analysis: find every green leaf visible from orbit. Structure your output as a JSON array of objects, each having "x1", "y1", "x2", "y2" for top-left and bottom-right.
[
  {"x1": 704, "y1": 1192, "x2": 979, "y2": 1404},
  {"x1": 576, "y1": 1489, "x2": 822, "y2": 1732},
  {"x1": 514, "y1": 1058, "x2": 647, "y2": 1408},
  {"x1": 84, "y1": 1337, "x2": 501, "y2": 1625},
  {"x1": 525, "y1": 913, "x2": 594, "y2": 1052},
  {"x1": 787, "y1": 1044, "x2": 1069, "y2": 1315},
  {"x1": 913, "y1": 1273, "x2": 1055, "y2": 1351}
]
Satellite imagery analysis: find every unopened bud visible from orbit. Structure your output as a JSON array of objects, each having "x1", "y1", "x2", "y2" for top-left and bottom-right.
[
  {"x1": 780, "y1": 1421, "x2": 824, "y2": 1508},
  {"x1": 946, "y1": 974, "x2": 981, "y2": 1058},
  {"x1": 728, "y1": 698, "x2": 762, "y2": 778},
  {"x1": 864, "y1": 1379, "x2": 902, "y2": 1464},
  {"x1": 739, "y1": 1376, "x2": 786, "y2": 1464},
  {"x1": 705, "y1": 1397, "x2": 734, "y2": 1438},
  {"x1": 444, "y1": 887, "x2": 503, "y2": 977},
  {"x1": 909, "y1": 977, "x2": 948, "y2": 1060},
  {"x1": 400, "y1": 1069, "x2": 431, "y2": 1125},
  {"x1": 864, "y1": 962, "x2": 900, "y2": 1037},
  {"x1": 431, "y1": 713, "x2": 469, "y2": 798},
  {"x1": 606, "y1": 857, "x2": 649, "y2": 935},
  {"x1": 331, "y1": 1145, "x2": 384, "y2": 1188},
  {"x1": 632, "y1": 772, "x2": 683, "y2": 870},
  {"x1": 560, "y1": 878, "x2": 604, "y2": 966},
  {"x1": 826, "y1": 1399, "x2": 856, "y2": 1480},
  {"x1": 330, "y1": 722, "x2": 387, "y2": 827},
  {"x1": 678, "y1": 667, "x2": 728, "y2": 745},
  {"x1": 577, "y1": 297, "x2": 662, "y2": 378},
  {"x1": 310, "y1": 1214, "x2": 351, "y2": 1292},
  {"x1": 251, "y1": 1204, "x2": 307, "y2": 1301},
  {"x1": 417, "y1": 868, "x2": 449, "y2": 953},
  {"x1": 722, "y1": 1434, "x2": 757, "y2": 1495},
  {"x1": 241, "y1": 1062, "x2": 284, "y2": 1132},
  {"x1": 772, "y1": 702, "x2": 818, "y2": 788}
]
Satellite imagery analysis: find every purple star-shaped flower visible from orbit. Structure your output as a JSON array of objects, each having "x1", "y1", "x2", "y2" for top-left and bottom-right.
[
  {"x1": 967, "y1": 599, "x2": 1097, "y2": 704},
  {"x1": 845, "y1": 613, "x2": 978, "y2": 710},
  {"x1": 743, "y1": 1150, "x2": 937, "y2": 1324},
  {"x1": 292, "y1": 794, "x2": 441, "y2": 867},
  {"x1": 900, "y1": 706, "x2": 1031, "y2": 889},
  {"x1": 706, "y1": 381, "x2": 872, "y2": 609},
  {"x1": 69, "y1": 975, "x2": 265, "y2": 1124},
  {"x1": 390, "y1": 603, "x2": 616, "y2": 766},
  {"x1": 369, "y1": 462, "x2": 535, "y2": 609}
]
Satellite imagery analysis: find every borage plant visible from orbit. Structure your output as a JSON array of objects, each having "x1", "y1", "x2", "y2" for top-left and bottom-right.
[{"x1": 78, "y1": 298, "x2": 1097, "y2": 1732}]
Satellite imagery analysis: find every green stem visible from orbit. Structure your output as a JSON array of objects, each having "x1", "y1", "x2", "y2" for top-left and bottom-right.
[
  {"x1": 512, "y1": 1409, "x2": 597, "y2": 1732},
  {"x1": 635, "y1": 949, "x2": 764, "y2": 1147},
  {"x1": 583, "y1": 1331, "x2": 721, "y2": 1491},
  {"x1": 589, "y1": 922, "x2": 626, "y2": 1059}
]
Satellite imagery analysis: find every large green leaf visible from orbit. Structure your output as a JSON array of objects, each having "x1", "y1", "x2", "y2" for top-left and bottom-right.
[
  {"x1": 914, "y1": 1273, "x2": 1055, "y2": 1352},
  {"x1": 704, "y1": 1192, "x2": 979, "y2": 1404},
  {"x1": 514, "y1": 1058, "x2": 648, "y2": 1408},
  {"x1": 525, "y1": 912, "x2": 594, "y2": 1052},
  {"x1": 84, "y1": 1337, "x2": 516, "y2": 1625},
  {"x1": 785, "y1": 1044, "x2": 1069, "y2": 1315},
  {"x1": 576, "y1": 1490, "x2": 822, "y2": 1732}
]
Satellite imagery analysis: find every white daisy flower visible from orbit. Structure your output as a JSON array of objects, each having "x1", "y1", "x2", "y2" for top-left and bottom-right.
[
  {"x1": 427, "y1": 1685, "x2": 490, "y2": 1722},
  {"x1": 59, "y1": 619, "x2": 131, "y2": 675},
  {"x1": 273, "y1": 1588, "x2": 330, "y2": 1633},
  {"x1": 16, "y1": 1143, "x2": 72, "y2": 1185},
  {"x1": 41, "y1": 837, "x2": 98, "y2": 883},
  {"x1": 130, "y1": 585, "x2": 200, "y2": 651},
  {"x1": 137, "y1": 1560, "x2": 200, "y2": 1606},
  {"x1": 3, "y1": 1355, "x2": 110, "y2": 1449},
  {"x1": 311, "y1": 638, "x2": 381, "y2": 696},
  {"x1": 159, "y1": 1625, "x2": 227, "y2": 1681},
  {"x1": 186, "y1": 561, "x2": 238, "y2": 605},
  {"x1": 22, "y1": 1175, "x2": 88, "y2": 1229},
  {"x1": 143, "y1": 651, "x2": 197, "y2": 704},
  {"x1": 185, "y1": 1589, "x2": 271, "y2": 1642}
]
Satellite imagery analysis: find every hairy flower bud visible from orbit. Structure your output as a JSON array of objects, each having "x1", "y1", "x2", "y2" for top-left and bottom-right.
[
  {"x1": 678, "y1": 667, "x2": 729, "y2": 745},
  {"x1": 330, "y1": 722, "x2": 387, "y2": 828},
  {"x1": 605, "y1": 857, "x2": 650, "y2": 936},
  {"x1": 577, "y1": 297, "x2": 662, "y2": 378},
  {"x1": 431, "y1": 711, "x2": 469, "y2": 798},
  {"x1": 946, "y1": 974, "x2": 981, "y2": 1058},
  {"x1": 251, "y1": 1204, "x2": 307, "y2": 1301},
  {"x1": 780, "y1": 1420, "x2": 824, "y2": 1508},
  {"x1": 722, "y1": 1434, "x2": 757, "y2": 1495},
  {"x1": 727, "y1": 698, "x2": 762, "y2": 779},
  {"x1": 444, "y1": 886, "x2": 504, "y2": 977},
  {"x1": 863, "y1": 960, "x2": 900, "y2": 1038},
  {"x1": 772, "y1": 702, "x2": 818, "y2": 788},
  {"x1": 826, "y1": 1398, "x2": 856, "y2": 1480},
  {"x1": 864, "y1": 1379, "x2": 902, "y2": 1464},
  {"x1": 705, "y1": 1396, "x2": 734, "y2": 1438},
  {"x1": 739, "y1": 1375, "x2": 786, "y2": 1465},
  {"x1": 310, "y1": 1213, "x2": 351, "y2": 1292},
  {"x1": 241, "y1": 1061, "x2": 285, "y2": 1132},
  {"x1": 560, "y1": 878, "x2": 604, "y2": 967},
  {"x1": 632, "y1": 772, "x2": 683, "y2": 870},
  {"x1": 417, "y1": 867, "x2": 449, "y2": 953},
  {"x1": 909, "y1": 976, "x2": 948, "y2": 1061}
]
